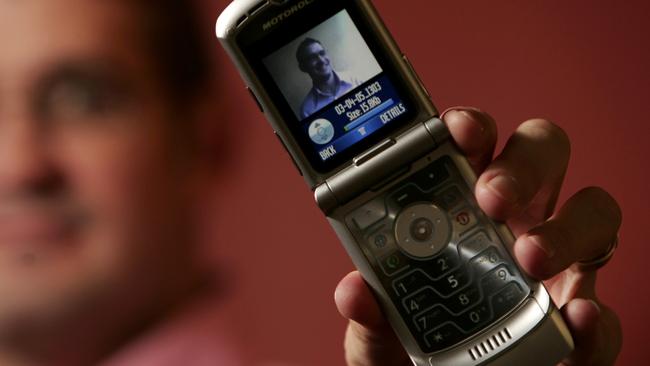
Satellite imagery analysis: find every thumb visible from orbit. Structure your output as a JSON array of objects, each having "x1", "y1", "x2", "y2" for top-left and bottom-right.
[{"x1": 335, "y1": 271, "x2": 411, "y2": 366}]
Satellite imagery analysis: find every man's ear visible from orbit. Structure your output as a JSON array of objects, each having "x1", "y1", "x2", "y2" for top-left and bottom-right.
[{"x1": 298, "y1": 60, "x2": 307, "y2": 73}]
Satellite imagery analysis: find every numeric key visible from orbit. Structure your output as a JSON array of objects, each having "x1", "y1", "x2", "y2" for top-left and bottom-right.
[
  {"x1": 445, "y1": 285, "x2": 481, "y2": 314},
  {"x1": 481, "y1": 265, "x2": 514, "y2": 293},
  {"x1": 426, "y1": 247, "x2": 460, "y2": 278},
  {"x1": 403, "y1": 288, "x2": 439, "y2": 315},
  {"x1": 393, "y1": 269, "x2": 431, "y2": 297},
  {"x1": 432, "y1": 267, "x2": 471, "y2": 296},
  {"x1": 456, "y1": 302, "x2": 492, "y2": 333},
  {"x1": 414, "y1": 305, "x2": 450, "y2": 332},
  {"x1": 458, "y1": 231, "x2": 492, "y2": 261}
]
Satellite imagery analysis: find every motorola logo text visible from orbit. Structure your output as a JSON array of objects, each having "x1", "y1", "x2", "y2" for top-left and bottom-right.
[{"x1": 262, "y1": 0, "x2": 316, "y2": 31}]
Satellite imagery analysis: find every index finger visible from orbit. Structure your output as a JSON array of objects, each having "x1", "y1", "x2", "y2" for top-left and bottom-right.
[
  {"x1": 441, "y1": 107, "x2": 498, "y2": 174},
  {"x1": 514, "y1": 187, "x2": 622, "y2": 280}
]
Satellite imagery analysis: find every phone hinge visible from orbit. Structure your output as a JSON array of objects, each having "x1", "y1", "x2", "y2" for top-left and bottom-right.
[
  {"x1": 353, "y1": 138, "x2": 396, "y2": 166},
  {"x1": 315, "y1": 117, "x2": 449, "y2": 214}
]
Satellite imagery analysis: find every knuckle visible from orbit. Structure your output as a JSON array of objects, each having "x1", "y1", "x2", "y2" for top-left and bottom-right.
[
  {"x1": 349, "y1": 321, "x2": 383, "y2": 348},
  {"x1": 545, "y1": 223, "x2": 574, "y2": 254}
]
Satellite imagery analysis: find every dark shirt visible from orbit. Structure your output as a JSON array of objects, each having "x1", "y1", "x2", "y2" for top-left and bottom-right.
[{"x1": 300, "y1": 72, "x2": 360, "y2": 119}]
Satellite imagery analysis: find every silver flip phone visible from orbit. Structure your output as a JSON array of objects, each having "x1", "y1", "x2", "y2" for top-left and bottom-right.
[{"x1": 216, "y1": 1, "x2": 573, "y2": 364}]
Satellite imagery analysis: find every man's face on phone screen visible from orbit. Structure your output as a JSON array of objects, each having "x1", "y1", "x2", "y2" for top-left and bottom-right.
[{"x1": 302, "y1": 42, "x2": 333, "y2": 80}]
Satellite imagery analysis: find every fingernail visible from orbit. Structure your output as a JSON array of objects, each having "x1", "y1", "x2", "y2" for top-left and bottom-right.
[
  {"x1": 334, "y1": 285, "x2": 345, "y2": 304},
  {"x1": 528, "y1": 235, "x2": 555, "y2": 259},
  {"x1": 486, "y1": 175, "x2": 520, "y2": 205},
  {"x1": 457, "y1": 110, "x2": 487, "y2": 134},
  {"x1": 588, "y1": 299, "x2": 601, "y2": 314}
]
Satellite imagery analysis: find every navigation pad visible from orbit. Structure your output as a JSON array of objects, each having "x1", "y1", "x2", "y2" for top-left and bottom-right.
[{"x1": 346, "y1": 156, "x2": 530, "y2": 353}]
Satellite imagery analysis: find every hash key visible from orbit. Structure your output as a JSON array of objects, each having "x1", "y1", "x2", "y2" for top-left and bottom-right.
[{"x1": 491, "y1": 282, "x2": 527, "y2": 319}]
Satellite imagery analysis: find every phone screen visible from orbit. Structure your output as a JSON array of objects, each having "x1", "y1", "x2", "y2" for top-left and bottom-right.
[{"x1": 240, "y1": 1, "x2": 419, "y2": 173}]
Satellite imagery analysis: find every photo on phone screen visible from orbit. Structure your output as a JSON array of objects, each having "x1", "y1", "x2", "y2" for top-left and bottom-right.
[{"x1": 263, "y1": 10, "x2": 382, "y2": 120}]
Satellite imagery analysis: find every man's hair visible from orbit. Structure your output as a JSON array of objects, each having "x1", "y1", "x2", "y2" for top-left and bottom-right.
[
  {"x1": 296, "y1": 37, "x2": 323, "y2": 67},
  {"x1": 132, "y1": 0, "x2": 213, "y2": 102}
]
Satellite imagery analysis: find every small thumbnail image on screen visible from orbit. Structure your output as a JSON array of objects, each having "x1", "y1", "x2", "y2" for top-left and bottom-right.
[{"x1": 263, "y1": 10, "x2": 383, "y2": 121}]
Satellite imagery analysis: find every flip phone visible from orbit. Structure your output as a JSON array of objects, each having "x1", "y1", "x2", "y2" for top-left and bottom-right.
[{"x1": 216, "y1": 1, "x2": 574, "y2": 364}]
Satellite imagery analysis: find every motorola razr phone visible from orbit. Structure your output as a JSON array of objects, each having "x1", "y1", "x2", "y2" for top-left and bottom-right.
[{"x1": 216, "y1": 0, "x2": 574, "y2": 364}]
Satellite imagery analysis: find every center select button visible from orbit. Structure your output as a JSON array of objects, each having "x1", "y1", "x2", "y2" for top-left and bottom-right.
[{"x1": 394, "y1": 203, "x2": 451, "y2": 258}]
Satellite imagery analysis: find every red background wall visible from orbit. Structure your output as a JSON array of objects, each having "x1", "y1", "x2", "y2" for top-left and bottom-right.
[{"x1": 201, "y1": 1, "x2": 650, "y2": 364}]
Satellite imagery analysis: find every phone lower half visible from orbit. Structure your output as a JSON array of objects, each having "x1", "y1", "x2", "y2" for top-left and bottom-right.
[{"x1": 325, "y1": 142, "x2": 573, "y2": 365}]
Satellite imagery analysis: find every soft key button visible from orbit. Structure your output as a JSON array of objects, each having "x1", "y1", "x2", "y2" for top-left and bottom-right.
[
  {"x1": 348, "y1": 197, "x2": 387, "y2": 231},
  {"x1": 410, "y1": 159, "x2": 449, "y2": 192}
]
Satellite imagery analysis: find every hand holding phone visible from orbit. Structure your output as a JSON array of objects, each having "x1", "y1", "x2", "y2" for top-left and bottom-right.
[{"x1": 336, "y1": 108, "x2": 623, "y2": 366}]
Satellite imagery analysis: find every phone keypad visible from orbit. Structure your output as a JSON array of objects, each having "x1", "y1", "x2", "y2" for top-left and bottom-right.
[{"x1": 346, "y1": 156, "x2": 530, "y2": 353}]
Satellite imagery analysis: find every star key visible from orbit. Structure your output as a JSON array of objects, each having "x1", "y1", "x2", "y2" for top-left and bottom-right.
[
  {"x1": 424, "y1": 322, "x2": 465, "y2": 351},
  {"x1": 433, "y1": 332, "x2": 443, "y2": 343}
]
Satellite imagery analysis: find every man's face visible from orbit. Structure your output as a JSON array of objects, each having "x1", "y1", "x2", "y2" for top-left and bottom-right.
[
  {"x1": 301, "y1": 42, "x2": 333, "y2": 80},
  {"x1": 0, "y1": 0, "x2": 201, "y2": 336}
]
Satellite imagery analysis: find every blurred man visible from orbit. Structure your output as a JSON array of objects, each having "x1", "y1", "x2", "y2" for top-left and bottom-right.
[
  {"x1": 0, "y1": 1, "x2": 235, "y2": 365},
  {"x1": 296, "y1": 38, "x2": 360, "y2": 119}
]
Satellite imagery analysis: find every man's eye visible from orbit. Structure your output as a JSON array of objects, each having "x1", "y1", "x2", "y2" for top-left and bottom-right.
[
  {"x1": 36, "y1": 71, "x2": 132, "y2": 123},
  {"x1": 46, "y1": 81, "x2": 113, "y2": 117}
]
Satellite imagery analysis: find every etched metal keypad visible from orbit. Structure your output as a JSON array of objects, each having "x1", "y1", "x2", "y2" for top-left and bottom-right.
[{"x1": 346, "y1": 156, "x2": 530, "y2": 353}]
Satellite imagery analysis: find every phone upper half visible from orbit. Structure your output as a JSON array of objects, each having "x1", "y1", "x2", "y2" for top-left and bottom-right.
[{"x1": 217, "y1": 0, "x2": 437, "y2": 184}]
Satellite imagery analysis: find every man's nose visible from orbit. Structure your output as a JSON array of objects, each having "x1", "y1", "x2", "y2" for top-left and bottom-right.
[{"x1": 0, "y1": 114, "x2": 58, "y2": 193}]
